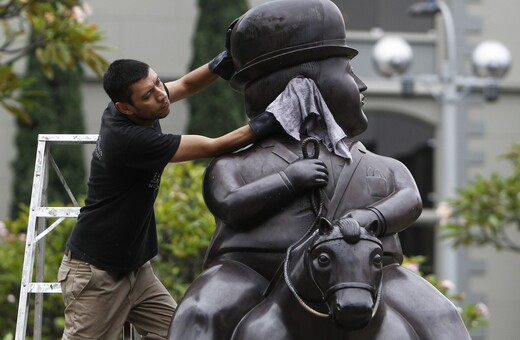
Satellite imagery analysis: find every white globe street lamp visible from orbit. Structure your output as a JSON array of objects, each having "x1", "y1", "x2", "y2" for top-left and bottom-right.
[
  {"x1": 472, "y1": 40, "x2": 512, "y2": 78},
  {"x1": 372, "y1": 36, "x2": 413, "y2": 77}
]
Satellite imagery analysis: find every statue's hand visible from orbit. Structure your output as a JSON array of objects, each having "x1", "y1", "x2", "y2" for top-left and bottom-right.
[
  {"x1": 208, "y1": 50, "x2": 235, "y2": 80},
  {"x1": 344, "y1": 208, "x2": 385, "y2": 237},
  {"x1": 282, "y1": 159, "x2": 328, "y2": 193}
]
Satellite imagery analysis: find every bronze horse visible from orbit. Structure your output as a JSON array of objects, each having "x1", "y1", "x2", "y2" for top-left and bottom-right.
[{"x1": 231, "y1": 217, "x2": 420, "y2": 340}]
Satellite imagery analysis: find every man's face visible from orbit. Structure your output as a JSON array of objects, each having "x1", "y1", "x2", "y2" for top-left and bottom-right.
[
  {"x1": 121, "y1": 68, "x2": 171, "y2": 125},
  {"x1": 315, "y1": 57, "x2": 368, "y2": 137}
]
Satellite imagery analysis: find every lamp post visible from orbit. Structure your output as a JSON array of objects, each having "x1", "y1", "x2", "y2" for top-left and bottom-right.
[{"x1": 372, "y1": 0, "x2": 511, "y2": 288}]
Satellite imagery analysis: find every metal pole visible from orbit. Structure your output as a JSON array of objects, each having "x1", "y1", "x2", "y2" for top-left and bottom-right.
[{"x1": 436, "y1": 0, "x2": 460, "y2": 289}]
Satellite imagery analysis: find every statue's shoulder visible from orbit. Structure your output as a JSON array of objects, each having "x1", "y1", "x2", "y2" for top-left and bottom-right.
[{"x1": 351, "y1": 141, "x2": 409, "y2": 170}]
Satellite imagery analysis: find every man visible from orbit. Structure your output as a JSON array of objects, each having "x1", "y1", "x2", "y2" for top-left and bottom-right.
[
  {"x1": 58, "y1": 56, "x2": 279, "y2": 339},
  {"x1": 168, "y1": 1, "x2": 470, "y2": 339}
]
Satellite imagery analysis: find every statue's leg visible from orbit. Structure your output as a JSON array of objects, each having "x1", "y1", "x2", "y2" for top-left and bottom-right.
[
  {"x1": 167, "y1": 260, "x2": 268, "y2": 340},
  {"x1": 382, "y1": 264, "x2": 471, "y2": 340}
]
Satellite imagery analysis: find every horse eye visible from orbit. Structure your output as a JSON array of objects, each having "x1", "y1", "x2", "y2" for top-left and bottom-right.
[
  {"x1": 317, "y1": 254, "x2": 330, "y2": 267},
  {"x1": 373, "y1": 254, "x2": 382, "y2": 267}
]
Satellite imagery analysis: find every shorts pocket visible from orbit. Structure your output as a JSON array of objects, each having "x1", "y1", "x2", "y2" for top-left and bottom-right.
[
  {"x1": 58, "y1": 266, "x2": 70, "y2": 283},
  {"x1": 59, "y1": 261, "x2": 93, "y2": 305}
]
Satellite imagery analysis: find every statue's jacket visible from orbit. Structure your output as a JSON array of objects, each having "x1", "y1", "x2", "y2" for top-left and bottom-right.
[{"x1": 203, "y1": 136, "x2": 422, "y2": 279}]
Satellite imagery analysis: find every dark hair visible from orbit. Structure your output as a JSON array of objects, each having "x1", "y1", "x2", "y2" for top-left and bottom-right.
[{"x1": 103, "y1": 59, "x2": 150, "y2": 104}]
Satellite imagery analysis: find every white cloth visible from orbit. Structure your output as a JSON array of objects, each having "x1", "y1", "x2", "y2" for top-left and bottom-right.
[{"x1": 266, "y1": 77, "x2": 352, "y2": 160}]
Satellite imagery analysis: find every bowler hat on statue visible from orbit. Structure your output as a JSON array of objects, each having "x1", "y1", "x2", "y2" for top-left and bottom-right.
[{"x1": 228, "y1": 0, "x2": 358, "y2": 91}]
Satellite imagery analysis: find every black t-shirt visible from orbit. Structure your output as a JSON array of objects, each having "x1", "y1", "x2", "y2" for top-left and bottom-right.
[{"x1": 67, "y1": 102, "x2": 181, "y2": 273}]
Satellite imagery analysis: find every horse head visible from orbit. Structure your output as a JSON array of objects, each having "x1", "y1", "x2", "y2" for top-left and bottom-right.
[{"x1": 286, "y1": 216, "x2": 384, "y2": 330}]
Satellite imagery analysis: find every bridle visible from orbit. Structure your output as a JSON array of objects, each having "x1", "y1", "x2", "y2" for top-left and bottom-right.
[{"x1": 284, "y1": 231, "x2": 384, "y2": 320}]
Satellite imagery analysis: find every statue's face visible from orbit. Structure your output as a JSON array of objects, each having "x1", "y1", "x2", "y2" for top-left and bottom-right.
[{"x1": 315, "y1": 57, "x2": 368, "y2": 137}]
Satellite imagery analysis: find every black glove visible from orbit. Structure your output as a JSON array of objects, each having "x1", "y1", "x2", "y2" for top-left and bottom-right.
[
  {"x1": 208, "y1": 50, "x2": 235, "y2": 80},
  {"x1": 281, "y1": 158, "x2": 328, "y2": 194},
  {"x1": 248, "y1": 111, "x2": 284, "y2": 139}
]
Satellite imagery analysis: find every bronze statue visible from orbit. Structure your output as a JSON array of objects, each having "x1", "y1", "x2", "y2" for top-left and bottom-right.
[{"x1": 168, "y1": 1, "x2": 470, "y2": 339}]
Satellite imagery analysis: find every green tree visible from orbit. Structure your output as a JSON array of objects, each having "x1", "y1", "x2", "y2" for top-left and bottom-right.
[
  {"x1": 187, "y1": 0, "x2": 248, "y2": 138},
  {"x1": 0, "y1": 0, "x2": 107, "y2": 122},
  {"x1": 440, "y1": 143, "x2": 520, "y2": 252}
]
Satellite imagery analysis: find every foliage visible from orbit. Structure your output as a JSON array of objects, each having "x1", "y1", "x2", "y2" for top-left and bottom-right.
[
  {"x1": 0, "y1": 0, "x2": 108, "y2": 122},
  {"x1": 0, "y1": 203, "x2": 75, "y2": 339},
  {"x1": 153, "y1": 162, "x2": 216, "y2": 300},
  {"x1": 187, "y1": 0, "x2": 249, "y2": 140},
  {"x1": 440, "y1": 143, "x2": 520, "y2": 252},
  {"x1": 403, "y1": 256, "x2": 490, "y2": 331}
]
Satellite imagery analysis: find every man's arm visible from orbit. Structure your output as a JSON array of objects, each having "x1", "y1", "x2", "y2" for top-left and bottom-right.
[
  {"x1": 165, "y1": 50, "x2": 234, "y2": 103},
  {"x1": 170, "y1": 125, "x2": 253, "y2": 162},
  {"x1": 165, "y1": 64, "x2": 219, "y2": 103},
  {"x1": 170, "y1": 109, "x2": 284, "y2": 162}
]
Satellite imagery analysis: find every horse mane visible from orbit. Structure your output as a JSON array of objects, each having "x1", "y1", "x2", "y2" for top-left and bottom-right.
[{"x1": 335, "y1": 218, "x2": 361, "y2": 244}]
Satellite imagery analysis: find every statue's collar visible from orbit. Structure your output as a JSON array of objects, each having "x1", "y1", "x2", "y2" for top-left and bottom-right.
[{"x1": 260, "y1": 137, "x2": 365, "y2": 165}]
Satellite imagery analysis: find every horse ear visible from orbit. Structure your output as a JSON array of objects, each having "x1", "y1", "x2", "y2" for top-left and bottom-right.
[{"x1": 318, "y1": 217, "x2": 334, "y2": 235}]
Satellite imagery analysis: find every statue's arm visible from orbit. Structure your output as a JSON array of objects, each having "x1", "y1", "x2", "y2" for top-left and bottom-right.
[
  {"x1": 345, "y1": 158, "x2": 422, "y2": 236},
  {"x1": 204, "y1": 157, "x2": 328, "y2": 227},
  {"x1": 205, "y1": 170, "x2": 294, "y2": 226}
]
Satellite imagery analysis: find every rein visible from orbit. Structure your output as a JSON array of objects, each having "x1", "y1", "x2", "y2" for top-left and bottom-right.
[{"x1": 283, "y1": 137, "x2": 330, "y2": 318}]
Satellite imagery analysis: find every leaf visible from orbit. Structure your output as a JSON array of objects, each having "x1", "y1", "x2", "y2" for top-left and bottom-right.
[{"x1": 0, "y1": 101, "x2": 32, "y2": 124}]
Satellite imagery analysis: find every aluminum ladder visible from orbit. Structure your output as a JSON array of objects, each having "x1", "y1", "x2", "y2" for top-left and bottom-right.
[{"x1": 14, "y1": 134, "x2": 97, "y2": 340}]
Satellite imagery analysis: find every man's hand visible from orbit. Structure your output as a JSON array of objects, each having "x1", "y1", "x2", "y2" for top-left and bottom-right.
[
  {"x1": 208, "y1": 50, "x2": 235, "y2": 80},
  {"x1": 248, "y1": 111, "x2": 284, "y2": 139},
  {"x1": 282, "y1": 158, "x2": 328, "y2": 193}
]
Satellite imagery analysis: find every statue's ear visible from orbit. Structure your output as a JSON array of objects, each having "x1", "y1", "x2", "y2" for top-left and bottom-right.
[{"x1": 318, "y1": 217, "x2": 334, "y2": 235}]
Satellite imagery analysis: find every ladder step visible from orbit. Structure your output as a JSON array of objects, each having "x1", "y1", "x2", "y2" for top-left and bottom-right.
[
  {"x1": 39, "y1": 134, "x2": 98, "y2": 144},
  {"x1": 28, "y1": 283, "x2": 62, "y2": 294},
  {"x1": 36, "y1": 207, "x2": 81, "y2": 218}
]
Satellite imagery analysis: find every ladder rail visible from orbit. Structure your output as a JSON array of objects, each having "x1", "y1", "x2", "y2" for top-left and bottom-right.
[
  {"x1": 15, "y1": 138, "x2": 50, "y2": 340},
  {"x1": 15, "y1": 134, "x2": 98, "y2": 340}
]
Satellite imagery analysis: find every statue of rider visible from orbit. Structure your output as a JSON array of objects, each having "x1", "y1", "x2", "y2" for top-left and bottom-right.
[{"x1": 168, "y1": 1, "x2": 470, "y2": 339}]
